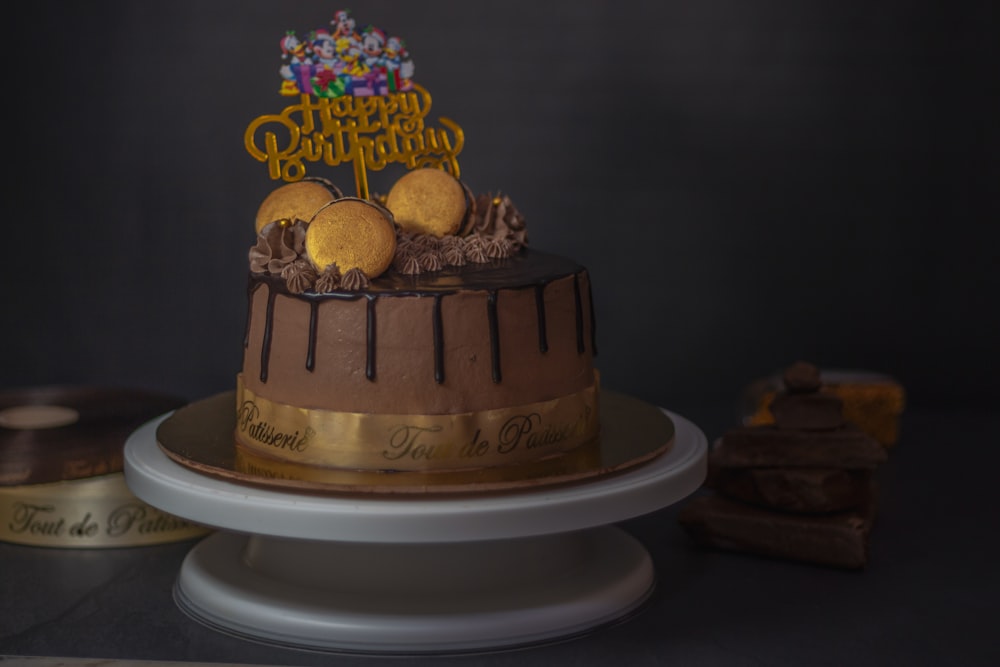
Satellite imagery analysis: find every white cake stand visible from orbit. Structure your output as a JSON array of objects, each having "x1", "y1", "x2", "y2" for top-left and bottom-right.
[{"x1": 123, "y1": 408, "x2": 707, "y2": 655}]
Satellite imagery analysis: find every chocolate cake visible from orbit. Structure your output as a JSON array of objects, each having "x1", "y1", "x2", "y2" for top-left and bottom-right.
[
  {"x1": 232, "y1": 12, "x2": 601, "y2": 476},
  {"x1": 236, "y1": 179, "x2": 600, "y2": 474}
]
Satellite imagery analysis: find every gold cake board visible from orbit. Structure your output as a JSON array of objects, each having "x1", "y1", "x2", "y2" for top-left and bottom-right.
[{"x1": 156, "y1": 390, "x2": 675, "y2": 496}]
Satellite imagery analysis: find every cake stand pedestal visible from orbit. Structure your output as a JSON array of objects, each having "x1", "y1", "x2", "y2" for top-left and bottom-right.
[{"x1": 123, "y1": 409, "x2": 707, "y2": 655}]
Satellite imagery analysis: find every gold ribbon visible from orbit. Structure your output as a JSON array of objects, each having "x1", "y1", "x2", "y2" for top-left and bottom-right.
[
  {"x1": 0, "y1": 473, "x2": 210, "y2": 548},
  {"x1": 235, "y1": 376, "x2": 600, "y2": 472}
]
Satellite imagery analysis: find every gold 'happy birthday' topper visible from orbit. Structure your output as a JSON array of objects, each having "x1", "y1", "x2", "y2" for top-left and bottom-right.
[{"x1": 244, "y1": 9, "x2": 463, "y2": 200}]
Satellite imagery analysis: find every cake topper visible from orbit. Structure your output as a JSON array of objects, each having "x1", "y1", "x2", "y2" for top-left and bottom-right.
[{"x1": 245, "y1": 9, "x2": 464, "y2": 200}]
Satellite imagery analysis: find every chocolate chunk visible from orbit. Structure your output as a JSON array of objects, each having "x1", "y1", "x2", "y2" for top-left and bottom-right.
[
  {"x1": 710, "y1": 425, "x2": 887, "y2": 469},
  {"x1": 707, "y1": 466, "x2": 875, "y2": 513},
  {"x1": 769, "y1": 392, "x2": 845, "y2": 430},
  {"x1": 678, "y1": 493, "x2": 875, "y2": 569},
  {"x1": 782, "y1": 361, "x2": 822, "y2": 394}
]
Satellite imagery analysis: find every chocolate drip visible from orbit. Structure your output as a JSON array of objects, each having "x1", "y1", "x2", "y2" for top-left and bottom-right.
[
  {"x1": 573, "y1": 274, "x2": 585, "y2": 354},
  {"x1": 306, "y1": 301, "x2": 319, "y2": 372},
  {"x1": 260, "y1": 285, "x2": 278, "y2": 382},
  {"x1": 534, "y1": 284, "x2": 548, "y2": 353},
  {"x1": 432, "y1": 294, "x2": 445, "y2": 384},
  {"x1": 487, "y1": 290, "x2": 501, "y2": 383},
  {"x1": 246, "y1": 251, "x2": 592, "y2": 388},
  {"x1": 365, "y1": 295, "x2": 377, "y2": 381},
  {"x1": 243, "y1": 278, "x2": 257, "y2": 348},
  {"x1": 586, "y1": 274, "x2": 598, "y2": 356}
]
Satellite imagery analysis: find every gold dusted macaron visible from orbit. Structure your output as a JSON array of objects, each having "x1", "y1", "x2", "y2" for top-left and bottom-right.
[
  {"x1": 385, "y1": 168, "x2": 468, "y2": 237},
  {"x1": 255, "y1": 177, "x2": 343, "y2": 233},
  {"x1": 305, "y1": 198, "x2": 397, "y2": 278}
]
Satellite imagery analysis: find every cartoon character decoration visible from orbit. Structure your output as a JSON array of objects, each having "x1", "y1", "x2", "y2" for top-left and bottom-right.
[
  {"x1": 248, "y1": 8, "x2": 461, "y2": 200},
  {"x1": 360, "y1": 26, "x2": 385, "y2": 68},
  {"x1": 331, "y1": 9, "x2": 359, "y2": 52},
  {"x1": 278, "y1": 9, "x2": 414, "y2": 98},
  {"x1": 278, "y1": 31, "x2": 310, "y2": 96},
  {"x1": 385, "y1": 36, "x2": 415, "y2": 83}
]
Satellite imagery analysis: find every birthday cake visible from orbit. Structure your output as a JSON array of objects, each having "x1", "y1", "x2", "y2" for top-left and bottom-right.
[{"x1": 234, "y1": 10, "x2": 600, "y2": 475}]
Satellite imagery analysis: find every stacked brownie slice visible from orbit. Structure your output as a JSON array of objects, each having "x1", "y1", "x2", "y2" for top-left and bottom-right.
[{"x1": 679, "y1": 362, "x2": 888, "y2": 569}]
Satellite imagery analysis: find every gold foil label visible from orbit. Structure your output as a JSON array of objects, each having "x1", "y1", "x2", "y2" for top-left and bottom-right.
[
  {"x1": 0, "y1": 474, "x2": 210, "y2": 548},
  {"x1": 235, "y1": 377, "x2": 599, "y2": 472}
]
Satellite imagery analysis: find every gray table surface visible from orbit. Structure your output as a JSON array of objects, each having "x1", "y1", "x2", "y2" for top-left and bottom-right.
[{"x1": 2, "y1": 405, "x2": 997, "y2": 667}]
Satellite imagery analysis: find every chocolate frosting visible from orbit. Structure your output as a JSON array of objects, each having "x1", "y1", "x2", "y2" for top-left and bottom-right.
[
  {"x1": 472, "y1": 193, "x2": 528, "y2": 250},
  {"x1": 340, "y1": 268, "x2": 370, "y2": 291},
  {"x1": 280, "y1": 259, "x2": 317, "y2": 294},
  {"x1": 244, "y1": 250, "x2": 597, "y2": 387},
  {"x1": 250, "y1": 220, "x2": 308, "y2": 274},
  {"x1": 314, "y1": 265, "x2": 342, "y2": 293}
]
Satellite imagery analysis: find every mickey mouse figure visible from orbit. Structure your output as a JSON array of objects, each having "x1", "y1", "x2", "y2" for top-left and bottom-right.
[{"x1": 360, "y1": 25, "x2": 387, "y2": 69}]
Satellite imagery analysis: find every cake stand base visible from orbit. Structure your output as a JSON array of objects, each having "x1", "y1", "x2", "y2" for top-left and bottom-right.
[
  {"x1": 124, "y1": 403, "x2": 707, "y2": 656},
  {"x1": 175, "y1": 526, "x2": 654, "y2": 654}
]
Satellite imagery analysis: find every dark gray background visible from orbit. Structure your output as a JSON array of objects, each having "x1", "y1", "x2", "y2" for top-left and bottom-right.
[
  {"x1": 4, "y1": 0, "x2": 997, "y2": 415},
  {"x1": 2, "y1": 4, "x2": 999, "y2": 665}
]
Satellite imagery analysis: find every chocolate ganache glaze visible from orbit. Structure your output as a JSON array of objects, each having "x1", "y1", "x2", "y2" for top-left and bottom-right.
[{"x1": 244, "y1": 249, "x2": 597, "y2": 391}]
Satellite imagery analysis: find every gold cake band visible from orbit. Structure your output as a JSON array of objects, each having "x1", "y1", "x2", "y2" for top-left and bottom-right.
[
  {"x1": 235, "y1": 375, "x2": 600, "y2": 472},
  {"x1": 0, "y1": 473, "x2": 210, "y2": 548}
]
